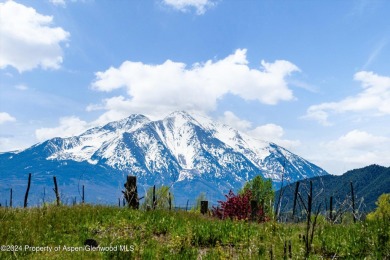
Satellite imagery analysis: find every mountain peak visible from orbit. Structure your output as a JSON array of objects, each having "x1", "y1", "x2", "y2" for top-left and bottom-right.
[
  {"x1": 166, "y1": 110, "x2": 195, "y2": 120},
  {"x1": 102, "y1": 113, "x2": 150, "y2": 131},
  {"x1": 163, "y1": 110, "x2": 201, "y2": 128},
  {"x1": 0, "y1": 111, "x2": 329, "y2": 205}
]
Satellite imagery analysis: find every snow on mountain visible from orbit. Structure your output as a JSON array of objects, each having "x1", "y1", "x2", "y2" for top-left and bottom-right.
[{"x1": 0, "y1": 111, "x2": 328, "y2": 205}]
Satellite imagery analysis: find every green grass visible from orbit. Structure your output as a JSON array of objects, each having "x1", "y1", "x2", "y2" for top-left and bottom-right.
[{"x1": 0, "y1": 205, "x2": 389, "y2": 259}]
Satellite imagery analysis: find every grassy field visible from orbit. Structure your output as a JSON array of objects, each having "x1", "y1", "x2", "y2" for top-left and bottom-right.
[{"x1": 0, "y1": 204, "x2": 389, "y2": 259}]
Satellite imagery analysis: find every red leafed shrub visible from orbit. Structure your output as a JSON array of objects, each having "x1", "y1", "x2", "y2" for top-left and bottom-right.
[{"x1": 212, "y1": 190, "x2": 268, "y2": 222}]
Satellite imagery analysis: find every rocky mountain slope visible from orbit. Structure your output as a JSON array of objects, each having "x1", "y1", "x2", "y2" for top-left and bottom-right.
[{"x1": 0, "y1": 111, "x2": 328, "y2": 206}]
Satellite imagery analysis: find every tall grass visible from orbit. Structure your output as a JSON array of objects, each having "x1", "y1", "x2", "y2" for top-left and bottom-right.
[{"x1": 0, "y1": 205, "x2": 388, "y2": 259}]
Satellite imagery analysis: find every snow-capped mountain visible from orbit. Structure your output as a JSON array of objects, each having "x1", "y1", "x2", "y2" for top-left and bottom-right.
[{"x1": 0, "y1": 111, "x2": 328, "y2": 206}]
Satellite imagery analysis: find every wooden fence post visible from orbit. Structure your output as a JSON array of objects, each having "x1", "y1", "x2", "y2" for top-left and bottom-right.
[
  {"x1": 122, "y1": 175, "x2": 139, "y2": 209},
  {"x1": 82, "y1": 185, "x2": 85, "y2": 204},
  {"x1": 10, "y1": 188, "x2": 13, "y2": 208},
  {"x1": 24, "y1": 173, "x2": 32, "y2": 208},
  {"x1": 152, "y1": 185, "x2": 156, "y2": 210},
  {"x1": 292, "y1": 181, "x2": 300, "y2": 219},
  {"x1": 251, "y1": 200, "x2": 258, "y2": 221},
  {"x1": 200, "y1": 201, "x2": 208, "y2": 215},
  {"x1": 53, "y1": 176, "x2": 60, "y2": 206},
  {"x1": 305, "y1": 180, "x2": 312, "y2": 257},
  {"x1": 350, "y1": 181, "x2": 356, "y2": 223},
  {"x1": 168, "y1": 192, "x2": 172, "y2": 211}
]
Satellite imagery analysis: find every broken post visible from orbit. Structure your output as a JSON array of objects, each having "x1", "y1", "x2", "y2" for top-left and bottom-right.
[
  {"x1": 10, "y1": 188, "x2": 13, "y2": 208},
  {"x1": 24, "y1": 173, "x2": 32, "y2": 208},
  {"x1": 122, "y1": 175, "x2": 139, "y2": 209},
  {"x1": 168, "y1": 192, "x2": 172, "y2": 211},
  {"x1": 350, "y1": 181, "x2": 356, "y2": 223},
  {"x1": 53, "y1": 176, "x2": 60, "y2": 206},
  {"x1": 305, "y1": 180, "x2": 313, "y2": 257},
  {"x1": 82, "y1": 185, "x2": 85, "y2": 204},
  {"x1": 292, "y1": 181, "x2": 300, "y2": 219},
  {"x1": 152, "y1": 185, "x2": 156, "y2": 210},
  {"x1": 200, "y1": 200, "x2": 208, "y2": 215},
  {"x1": 251, "y1": 200, "x2": 258, "y2": 221}
]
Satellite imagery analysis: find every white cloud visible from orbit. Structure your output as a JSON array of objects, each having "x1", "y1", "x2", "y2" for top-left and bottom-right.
[
  {"x1": 35, "y1": 116, "x2": 89, "y2": 141},
  {"x1": 326, "y1": 129, "x2": 389, "y2": 150},
  {"x1": 0, "y1": 112, "x2": 16, "y2": 124},
  {"x1": 218, "y1": 111, "x2": 252, "y2": 131},
  {"x1": 0, "y1": 1, "x2": 70, "y2": 72},
  {"x1": 162, "y1": 0, "x2": 216, "y2": 15},
  {"x1": 248, "y1": 124, "x2": 284, "y2": 141},
  {"x1": 218, "y1": 111, "x2": 300, "y2": 148},
  {"x1": 248, "y1": 124, "x2": 300, "y2": 148},
  {"x1": 318, "y1": 130, "x2": 390, "y2": 174},
  {"x1": 304, "y1": 71, "x2": 390, "y2": 125},
  {"x1": 92, "y1": 49, "x2": 299, "y2": 121},
  {"x1": 0, "y1": 136, "x2": 30, "y2": 152},
  {"x1": 49, "y1": 0, "x2": 66, "y2": 7},
  {"x1": 86, "y1": 96, "x2": 145, "y2": 125}
]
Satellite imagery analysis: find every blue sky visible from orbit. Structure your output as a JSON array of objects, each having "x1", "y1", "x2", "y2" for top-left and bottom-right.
[{"x1": 1, "y1": 0, "x2": 390, "y2": 175}]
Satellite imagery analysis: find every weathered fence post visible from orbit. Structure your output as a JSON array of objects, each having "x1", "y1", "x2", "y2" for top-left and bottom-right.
[
  {"x1": 350, "y1": 181, "x2": 356, "y2": 223},
  {"x1": 152, "y1": 185, "x2": 156, "y2": 210},
  {"x1": 168, "y1": 192, "x2": 172, "y2": 211},
  {"x1": 43, "y1": 187, "x2": 46, "y2": 205},
  {"x1": 185, "y1": 199, "x2": 189, "y2": 211},
  {"x1": 292, "y1": 181, "x2": 300, "y2": 220},
  {"x1": 251, "y1": 200, "x2": 258, "y2": 221},
  {"x1": 24, "y1": 173, "x2": 32, "y2": 208},
  {"x1": 200, "y1": 201, "x2": 208, "y2": 215},
  {"x1": 82, "y1": 185, "x2": 85, "y2": 204},
  {"x1": 122, "y1": 175, "x2": 139, "y2": 209},
  {"x1": 53, "y1": 176, "x2": 60, "y2": 206},
  {"x1": 10, "y1": 188, "x2": 13, "y2": 208},
  {"x1": 305, "y1": 180, "x2": 313, "y2": 257}
]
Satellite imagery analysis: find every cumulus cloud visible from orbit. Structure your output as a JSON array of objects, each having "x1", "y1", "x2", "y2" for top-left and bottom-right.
[
  {"x1": 0, "y1": 112, "x2": 16, "y2": 124},
  {"x1": 318, "y1": 130, "x2": 390, "y2": 173},
  {"x1": 218, "y1": 111, "x2": 300, "y2": 148},
  {"x1": 304, "y1": 71, "x2": 390, "y2": 125},
  {"x1": 162, "y1": 0, "x2": 216, "y2": 15},
  {"x1": 326, "y1": 129, "x2": 389, "y2": 150},
  {"x1": 91, "y1": 49, "x2": 299, "y2": 122},
  {"x1": 35, "y1": 116, "x2": 89, "y2": 141},
  {"x1": 218, "y1": 111, "x2": 252, "y2": 131},
  {"x1": 248, "y1": 124, "x2": 300, "y2": 148},
  {"x1": 0, "y1": 1, "x2": 70, "y2": 72}
]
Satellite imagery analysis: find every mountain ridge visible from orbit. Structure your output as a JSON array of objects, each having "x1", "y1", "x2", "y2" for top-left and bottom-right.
[
  {"x1": 0, "y1": 111, "x2": 328, "y2": 205},
  {"x1": 276, "y1": 164, "x2": 390, "y2": 212}
]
